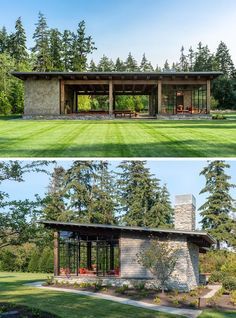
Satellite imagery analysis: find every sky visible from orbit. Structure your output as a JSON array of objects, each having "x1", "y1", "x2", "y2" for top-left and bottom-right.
[
  {"x1": 0, "y1": 0, "x2": 236, "y2": 67},
  {"x1": 2, "y1": 159, "x2": 236, "y2": 229}
]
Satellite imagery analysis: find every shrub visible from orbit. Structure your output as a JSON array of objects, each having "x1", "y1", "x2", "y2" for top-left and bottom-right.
[
  {"x1": 134, "y1": 282, "x2": 146, "y2": 290},
  {"x1": 181, "y1": 295, "x2": 187, "y2": 302},
  {"x1": 189, "y1": 299, "x2": 198, "y2": 308},
  {"x1": 45, "y1": 276, "x2": 54, "y2": 286},
  {"x1": 115, "y1": 284, "x2": 129, "y2": 294},
  {"x1": 230, "y1": 290, "x2": 236, "y2": 306},
  {"x1": 139, "y1": 290, "x2": 148, "y2": 298},
  {"x1": 153, "y1": 296, "x2": 161, "y2": 304},
  {"x1": 79, "y1": 282, "x2": 90, "y2": 288},
  {"x1": 222, "y1": 276, "x2": 236, "y2": 291},
  {"x1": 207, "y1": 295, "x2": 218, "y2": 307},
  {"x1": 209, "y1": 271, "x2": 225, "y2": 283},
  {"x1": 172, "y1": 298, "x2": 179, "y2": 306},
  {"x1": 189, "y1": 289, "x2": 198, "y2": 297},
  {"x1": 93, "y1": 280, "x2": 103, "y2": 291},
  {"x1": 212, "y1": 114, "x2": 226, "y2": 120},
  {"x1": 73, "y1": 282, "x2": 79, "y2": 288}
]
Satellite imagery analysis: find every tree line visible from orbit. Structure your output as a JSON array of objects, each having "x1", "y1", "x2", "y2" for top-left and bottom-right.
[
  {"x1": 0, "y1": 12, "x2": 236, "y2": 114},
  {"x1": 0, "y1": 160, "x2": 235, "y2": 272}
]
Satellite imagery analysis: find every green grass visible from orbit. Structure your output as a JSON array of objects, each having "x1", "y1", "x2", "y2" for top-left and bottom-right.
[
  {"x1": 199, "y1": 309, "x2": 236, "y2": 318},
  {"x1": 1, "y1": 272, "x2": 235, "y2": 318},
  {"x1": 1, "y1": 116, "x2": 236, "y2": 157},
  {"x1": 0, "y1": 272, "x2": 181, "y2": 318}
]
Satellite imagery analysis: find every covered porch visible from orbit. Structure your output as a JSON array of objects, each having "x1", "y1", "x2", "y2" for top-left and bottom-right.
[{"x1": 12, "y1": 71, "x2": 222, "y2": 118}]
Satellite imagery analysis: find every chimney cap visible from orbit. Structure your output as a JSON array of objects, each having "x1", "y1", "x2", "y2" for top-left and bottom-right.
[{"x1": 175, "y1": 194, "x2": 196, "y2": 207}]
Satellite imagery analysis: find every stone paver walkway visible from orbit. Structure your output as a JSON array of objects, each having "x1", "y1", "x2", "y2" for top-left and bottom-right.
[
  {"x1": 26, "y1": 282, "x2": 202, "y2": 318},
  {"x1": 201, "y1": 284, "x2": 222, "y2": 299}
]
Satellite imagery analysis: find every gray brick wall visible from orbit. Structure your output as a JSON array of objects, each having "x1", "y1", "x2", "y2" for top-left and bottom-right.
[{"x1": 24, "y1": 78, "x2": 60, "y2": 115}]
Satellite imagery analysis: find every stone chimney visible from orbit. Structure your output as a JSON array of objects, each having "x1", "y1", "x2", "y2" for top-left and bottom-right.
[{"x1": 174, "y1": 194, "x2": 196, "y2": 231}]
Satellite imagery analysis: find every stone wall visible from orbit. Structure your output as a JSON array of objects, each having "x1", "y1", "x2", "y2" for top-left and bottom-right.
[
  {"x1": 24, "y1": 78, "x2": 60, "y2": 115},
  {"x1": 174, "y1": 194, "x2": 196, "y2": 231},
  {"x1": 184, "y1": 90, "x2": 192, "y2": 108}
]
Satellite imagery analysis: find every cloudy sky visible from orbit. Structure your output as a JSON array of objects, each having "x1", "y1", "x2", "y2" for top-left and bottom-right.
[{"x1": 0, "y1": 0, "x2": 236, "y2": 67}]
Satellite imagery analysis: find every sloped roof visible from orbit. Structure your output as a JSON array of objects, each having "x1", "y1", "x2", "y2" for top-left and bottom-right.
[{"x1": 40, "y1": 220, "x2": 216, "y2": 247}]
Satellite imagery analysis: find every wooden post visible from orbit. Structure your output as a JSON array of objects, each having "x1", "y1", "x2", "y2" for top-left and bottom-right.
[
  {"x1": 149, "y1": 95, "x2": 152, "y2": 116},
  {"x1": 206, "y1": 80, "x2": 211, "y2": 114},
  {"x1": 157, "y1": 80, "x2": 162, "y2": 114},
  {"x1": 109, "y1": 80, "x2": 113, "y2": 115},
  {"x1": 54, "y1": 231, "x2": 60, "y2": 276},
  {"x1": 60, "y1": 80, "x2": 65, "y2": 115}
]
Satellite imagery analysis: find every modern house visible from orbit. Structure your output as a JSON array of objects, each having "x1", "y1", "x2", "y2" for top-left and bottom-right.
[
  {"x1": 40, "y1": 194, "x2": 215, "y2": 291},
  {"x1": 12, "y1": 71, "x2": 222, "y2": 118}
]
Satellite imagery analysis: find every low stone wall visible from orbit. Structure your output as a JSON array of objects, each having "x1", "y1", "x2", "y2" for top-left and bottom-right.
[{"x1": 22, "y1": 114, "x2": 114, "y2": 120}]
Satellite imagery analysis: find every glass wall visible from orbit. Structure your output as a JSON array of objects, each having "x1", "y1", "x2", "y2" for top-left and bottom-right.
[
  {"x1": 59, "y1": 231, "x2": 120, "y2": 277},
  {"x1": 161, "y1": 85, "x2": 207, "y2": 114}
]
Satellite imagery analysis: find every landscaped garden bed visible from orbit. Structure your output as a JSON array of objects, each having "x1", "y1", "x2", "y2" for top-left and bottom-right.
[
  {"x1": 0, "y1": 303, "x2": 59, "y2": 318},
  {"x1": 44, "y1": 279, "x2": 236, "y2": 311}
]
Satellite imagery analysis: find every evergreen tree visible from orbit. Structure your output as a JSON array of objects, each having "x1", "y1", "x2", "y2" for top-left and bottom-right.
[
  {"x1": 115, "y1": 57, "x2": 126, "y2": 71},
  {"x1": 32, "y1": 12, "x2": 51, "y2": 71},
  {"x1": 117, "y1": 161, "x2": 172, "y2": 228},
  {"x1": 61, "y1": 30, "x2": 73, "y2": 71},
  {"x1": 188, "y1": 46, "x2": 194, "y2": 71},
  {"x1": 140, "y1": 53, "x2": 153, "y2": 72},
  {"x1": 155, "y1": 64, "x2": 162, "y2": 72},
  {"x1": 71, "y1": 20, "x2": 96, "y2": 71},
  {"x1": 194, "y1": 42, "x2": 214, "y2": 71},
  {"x1": 97, "y1": 54, "x2": 114, "y2": 71},
  {"x1": 0, "y1": 26, "x2": 9, "y2": 54},
  {"x1": 88, "y1": 59, "x2": 97, "y2": 71},
  {"x1": 178, "y1": 46, "x2": 189, "y2": 71},
  {"x1": 146, "y1": 184, "x2": 173, "y2": 227},
  {"x1": 163, "y1": 60, "x2": 170, "y2": 71},
  {"x1": 10, "y1": 17, "x2": 28, "y2": 64},
  {"x1": 49, "y1": 28, "x2": 62, "y2": 71},
  {"x1": 43, "y1": 166, "x2": 67, "y2": 221},
  {"x1": 87, "y1": 161, "x2": 116, "y2": 224},
  {"x1": 212, "y1": 76, "x2": 236, "y2": 109},
  {"x1": 64, "y1": 161, "x2": 115, "y2": 223},
  {"x1": 125, "y1": 52, "x2": 139, "y2": 72},
  {"x1": 38, "y1": 247, "x2": 53, "y2": 273},
  {"x1": 215, "y1": 41, "x2": 235, "y2": 78},
  {"x1": 28, "y1": 247, "x2": 40, "y2": 272},
  {"x1": 199, "y1": 160, "x2": 236, "y2": 249}
]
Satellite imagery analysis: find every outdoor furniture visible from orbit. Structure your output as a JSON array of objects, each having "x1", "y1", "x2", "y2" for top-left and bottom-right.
[{"x1": 114, "y1": 110, "x2": 137, "y2": 118}]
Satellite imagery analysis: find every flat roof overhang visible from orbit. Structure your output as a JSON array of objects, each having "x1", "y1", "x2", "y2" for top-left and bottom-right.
[
  {"x1": 39, "y1": 220, "x2": 216, "y2": 248},
  {"x1": 11, "y1": 71, "x2": 223, "y2": 81},
  {"x1": 12, "y1": 71, "x2": 222, "y2": 96}
]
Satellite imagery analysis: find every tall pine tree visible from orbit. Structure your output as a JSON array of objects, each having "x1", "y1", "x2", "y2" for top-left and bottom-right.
[
  {"x1": 32, "y1": 12, "x2": 51, "y2": 71},
  {"x1": 10, "y1": 17, "x2": 28, "y2": 64},
  {"x1": 71, "y1": 20, "x2": 96, "y2": 71},
  {"x1": 49, "y1": 28, "x2": 62, "y2": 71},
  {"x1": 215, "y1": 41, "x2": 235, "y2": 78},
  {"x1": 117, "y1": 161, "x2": 173, "y2": 227},
  {"x1": 43, "y1": 166, "x2": 68, "y2": 221},
  {"x1": 61, "y1": 30, "x2": 73, "y2": 71},
  {"x1": 199, "y1": 160, "x2": 236, "y2": 249}
]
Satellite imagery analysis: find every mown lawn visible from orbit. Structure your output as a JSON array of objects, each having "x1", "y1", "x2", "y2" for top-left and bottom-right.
[
  {"x1": 0, "y1": 272, "x2": 181, "y2": 318},
  {"x1": 1, "y1": 272, "x2": 235, "y2": 318},
  {"x1": 0, "y1": 117, "x2": 236, "y2": 157}
]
